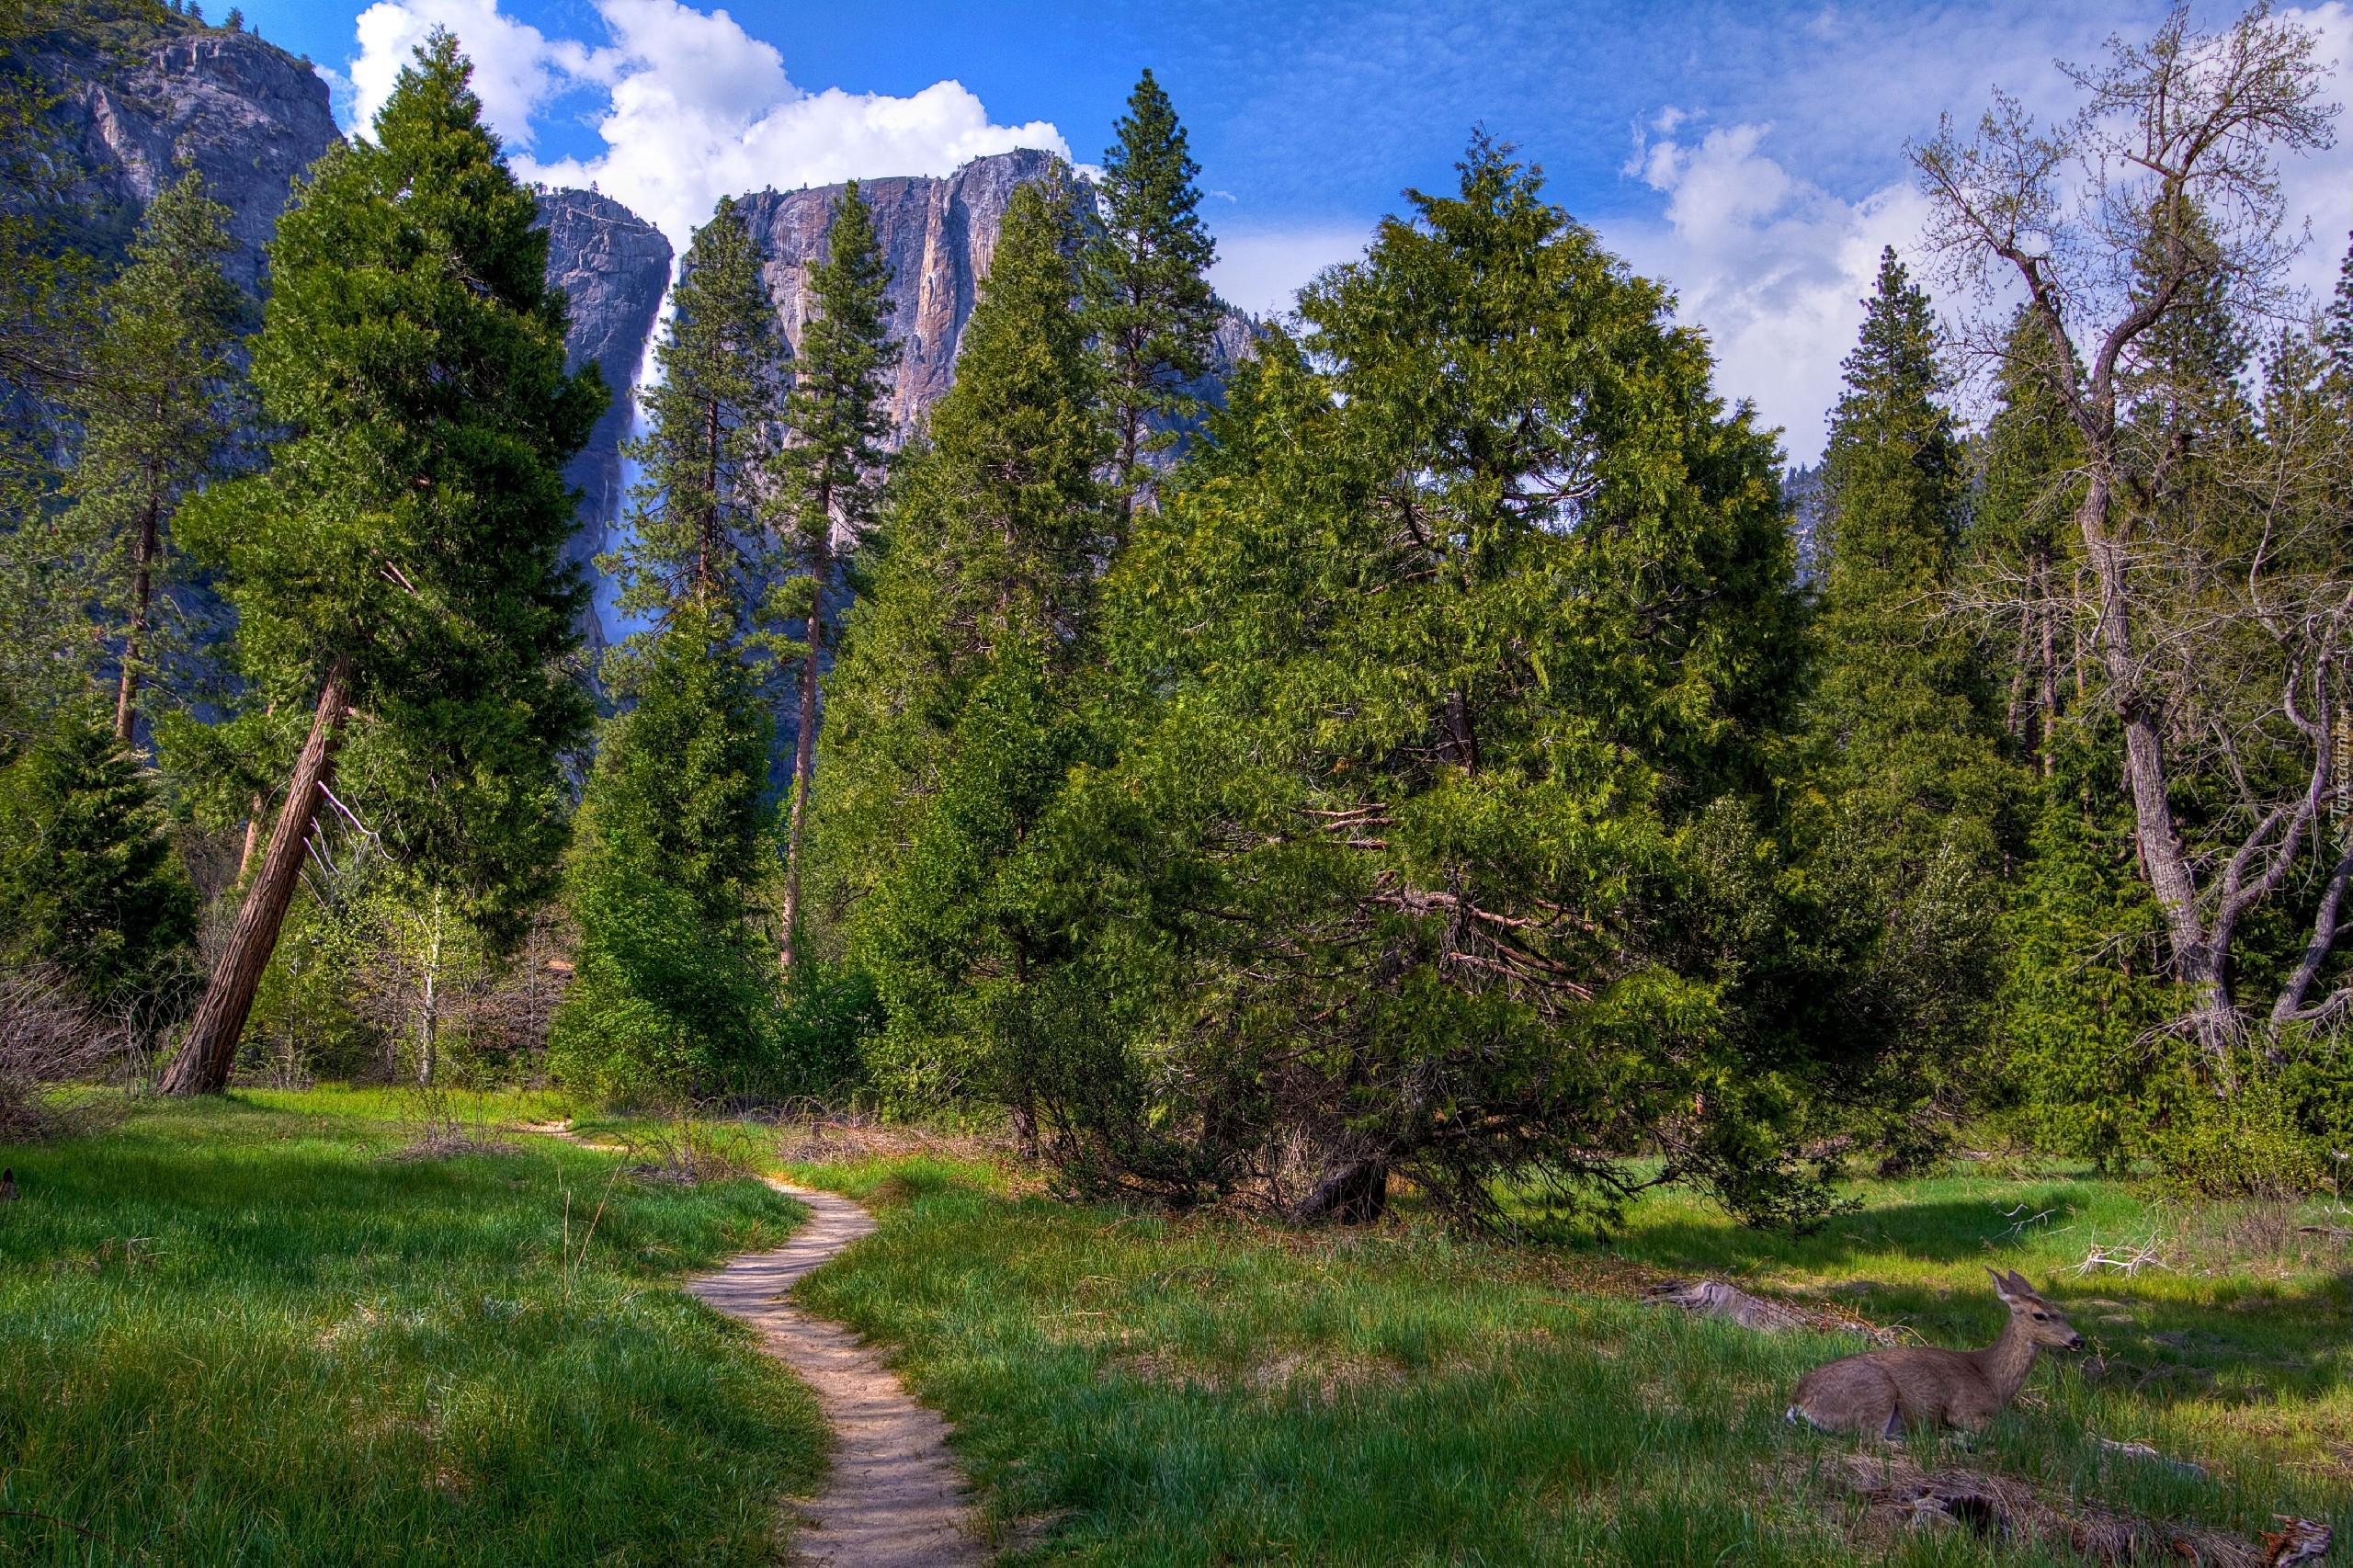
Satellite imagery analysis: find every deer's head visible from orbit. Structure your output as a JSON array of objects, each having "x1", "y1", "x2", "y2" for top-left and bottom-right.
[{"x1": 1989, "y1": 1267, "x2": 2082, "y2": 1349}]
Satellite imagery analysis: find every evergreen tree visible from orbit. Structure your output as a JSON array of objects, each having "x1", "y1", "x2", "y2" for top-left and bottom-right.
[
  {"x1": 770, "y1": 181, "x2": 892, "y2": 969},
  {"x1": 1972, "y1": 310, "x2": 2086, "y2": 770},
  {"x1": 814, "y1": 175, "x2": 1108, "y2": 1105},
  {"x1": 1083, "y1": 69, "x2": 1218, "y2": 527},
  {"x1": 0, "y1": 709, "x2": 198, "y2": 1019},
  {"x1": 63, "y1": 166, "x2": 245, "y2": 743},
  {"x1": 1800, "y1": 249, "x2": 2020, "y2": 1157},
  {"x1": 902, "y1": 137, "x2": 1825, "y2": 1224},
  {"x1": 162, "y1": 32, "x2": 604, "y2": 1094},
  {"x1": 551, "y1": 603, "x2": 778, "y2": 1096},
  {"x1": 609, "y1": 196, "x2": 787, "y2": 622}
]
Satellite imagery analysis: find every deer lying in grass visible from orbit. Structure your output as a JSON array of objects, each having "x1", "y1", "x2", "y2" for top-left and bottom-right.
[{"x1": 1788, "y1": 1269, "x2": 2081, "y2": 1438}]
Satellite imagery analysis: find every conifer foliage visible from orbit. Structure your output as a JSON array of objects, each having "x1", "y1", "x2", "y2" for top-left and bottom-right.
[
  {"x1": 817, "y1": 176, "x2": 1111, "y2": 1108},
  {"x1": 611, "y1": 196, "x2": 788, "y2": 619},
  {"x1": 63, "y1": 167, "x2": 245, "y2": 743},
  {"x1": 772, "y1": 181, "x2": 893, "y2": 969},
  {"x1": 162, "y1": 32, "x2": 604, "y2": 1093},
  {"x1": 1084, "y1": 69, "x2": 1220, "y2": 522},
  {"x1": 1797, "y1": 249, "x2": 2019, "y2": 1161}
]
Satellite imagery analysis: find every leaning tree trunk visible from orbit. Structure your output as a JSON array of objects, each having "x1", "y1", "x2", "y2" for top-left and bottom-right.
[
  {"x1": 1296, "y1": 1157, "x2": 1391, "y2": 1223},
  {"x1": 162, "y1": 655, "x2": 353, "y2": 1096},
  {"x1": 779, "y1": 520, "x2": 830, "y2": 973}
]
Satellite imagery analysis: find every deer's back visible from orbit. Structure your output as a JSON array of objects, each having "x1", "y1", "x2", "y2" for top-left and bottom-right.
[{"x1": 1792, "y1": 1346, "x2": 1996, "y2": 1432}]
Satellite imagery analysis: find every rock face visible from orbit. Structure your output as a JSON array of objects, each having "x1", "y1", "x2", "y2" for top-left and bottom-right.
[
  {"x1": 535, "y1": 190, "x2": 673, "y2": 649},
  {"x1": 734, "y1": 148, "x2": 1061, "y2": 443},
  {"x1": 736, "y1": 148, "x2": 1256, "y2": 448},
  {"x1": 58, "y1": 23, "x2": 339, "y2": 292}
]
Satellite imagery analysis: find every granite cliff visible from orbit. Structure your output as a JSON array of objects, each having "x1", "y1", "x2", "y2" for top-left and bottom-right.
[
  {"x1": 533, "y1": 189, "x2": 673, "y2": 647},
  {"x1": 738, "y1": 149, "x2": 1256, "y2": 447},
  {"x1": 54, "y1": 19, "x2": 338, "y2": 293}
]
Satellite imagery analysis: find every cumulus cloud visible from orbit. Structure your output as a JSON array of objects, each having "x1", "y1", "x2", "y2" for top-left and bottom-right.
[
  {"x1": 350, "y1": 0, "x2": 591, "y2": 149},
  {"x1": 344, "y1": 0, "x2": 1070, "y2": 252},
  {"x1": 1601, "y1": 119, "x2": 1927, "y2": 464},
  {"x1": 1208, "y1": 225, "x2": 1372, "y2": 319}
]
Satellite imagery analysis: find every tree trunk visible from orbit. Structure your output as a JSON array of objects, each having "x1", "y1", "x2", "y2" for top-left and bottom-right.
[
  {"x1": 1296, "y1": 1157, "x2": 1390, "y2": 1224},
  {"x1": 2033, "y1": 537, "x2": 2058, "y2": 777},
  {"x1": 163, "y1": 655, "x2": 354, "y2": 1096},
  {"x1": 236, "y1": 793, "x2": 264, "y2": 883},
  {"x1": 2075, "y1": 473, "x2": 2229, "y2": 1043},
  {"x1": 112, "y1": 494, "x2": 159, "y2": 743},
  {"x1": 779, "y1": 518, "x2": 830, "y2": 972}
]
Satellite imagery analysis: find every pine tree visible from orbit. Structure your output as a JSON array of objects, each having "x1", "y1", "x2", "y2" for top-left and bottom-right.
[
  {"x1": 1972, "y1": 310, "x2": 2085, "y2": 771},
  {"x1": 1083, "y1": 69, "x2": 1218, "y2": 527},
  {"x1": 892, "y1": 137, "x2": 1827, "y2": 1224},
  {"x1": 162, "y1": 32, "x2": 603, "y2": 1094},
  {"x1": 814, "y1": 175, "x2": 1108, "y2": 1105},
  {"x1": 1802, "y1": 248, "x2": 2018, "y2": 1156},
  {"x1": 1810, "y1": 250, "x2": 2014, "y2": 832},
  {"x1": 609, "y1": 196, "x2": 788, "y2": 622},
  {"x1": 63, "y1": 167, "x2": 245, "y2": 743},
  {"x1": 550, "y1": 602, "x2": 778, "y2": 1097},
  {"x1": 770, "y1": 181, "x2": 892, "y2": 970},
  {"x1": 0, "y1": 708, "x2": 198, "y2": 1019}
]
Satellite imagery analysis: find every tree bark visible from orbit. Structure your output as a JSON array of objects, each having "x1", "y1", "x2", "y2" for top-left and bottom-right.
[
  {"x1": 779, "y1": 510, "x2": 830, "y2": 972},
  {"x1": 112, "y1": 494, "x2": 159, "y2": 743},
  {"x1": 1296, "y1": 1157, "x2": 1390, "y2": 1223},
  {"x1": 163, "y1": 655, "x2": 354, "y2": 1095},
  {"x1": 2033, "y1": 537, "x2": 2058, "y2": 777},
  {"x1": 2075, "y1": 473, "x2": 2229, "y2": 1042}
]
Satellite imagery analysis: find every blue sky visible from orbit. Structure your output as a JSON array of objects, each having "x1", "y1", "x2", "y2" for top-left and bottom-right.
[{"x1": 233, "y1": 0, "x2": 2353, "y2": 460}]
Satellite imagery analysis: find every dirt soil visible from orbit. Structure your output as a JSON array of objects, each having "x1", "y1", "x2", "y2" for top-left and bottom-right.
[{"x1": 689, "y1": 1178, "x2": 981, "y2": 1568}]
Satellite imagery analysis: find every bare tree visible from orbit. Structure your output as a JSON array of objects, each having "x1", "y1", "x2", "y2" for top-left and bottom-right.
[{"x1": 1916, "y1": 4, "x2": 2347, "y2": 1048}]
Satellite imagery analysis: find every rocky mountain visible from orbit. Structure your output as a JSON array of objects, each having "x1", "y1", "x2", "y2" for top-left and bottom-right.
[
  {"x1": 735, "y1": 148, "x2": 1061, "y2": 443},
  {"x1": 54, "y1": 19, "x2": 338, "y2": 293},
  {"x1": 534, "y1": 190, "x2": 673, "y2": 647},
  {"x1": 738, "y1": 149, "x2": 1256, "y2": 448}
]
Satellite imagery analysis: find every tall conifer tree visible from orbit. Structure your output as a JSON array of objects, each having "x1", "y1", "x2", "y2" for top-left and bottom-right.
[
  {"x1": 815, "y1": 176, "x2": 1108, "y2": 1104},
  {"x1": 1802, "y1": 248, "x2": 2018, "y2": 1158},
  {"x1": 611, "y1": 196, "x2": 788, "y2": 621},
  {"x1": 63, "y1": 167, "x2": 245, "y2": 742},
  {"x1": 163, "y1": 33, "x2": 603, "y2": 1094},
  {"x1": 771, "y1": 182, "x2": 892, "y2": 969},
  {"x1": 1810, "y1": 249, "x2": 2007, "y2": 835},
  {"x1": 1084, "y1": 70, "x2": 1218, "y2": 527}
]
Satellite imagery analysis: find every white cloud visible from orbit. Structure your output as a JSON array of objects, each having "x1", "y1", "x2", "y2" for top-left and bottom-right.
[
  {"x1": 1207, "y1": 224, "x2": 1372, "y2": 319},
  {"x1": 1603, "y1": 120, "x2": 1927, "y2": 465},
  {"x1": 345, "y1": 0, "x2": 1070, "y2": 253},
  {"x1": 349, "y1": 0, "x2": 592, "y2": 149}
]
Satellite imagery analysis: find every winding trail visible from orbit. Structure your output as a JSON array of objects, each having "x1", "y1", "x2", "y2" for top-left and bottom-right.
[
  {"x1": 524, "y1": 1127, "x2": 980, "y2": 1565},
  {"x1": 689, "y1": 1178, "x2": 981, "y2": 1567}
]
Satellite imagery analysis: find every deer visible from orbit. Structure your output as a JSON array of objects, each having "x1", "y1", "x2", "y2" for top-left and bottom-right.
[{"x1": 1787, "y1": 1268, "x2": 2082, "y2": 1438}]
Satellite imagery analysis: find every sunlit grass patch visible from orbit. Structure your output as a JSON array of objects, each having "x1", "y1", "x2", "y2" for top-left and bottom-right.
[
  {"x1": 0, "y1": 1092, "x2": 823, "y2": 1565},
  {"x1": 788, "y1": 1155, "x2": 2350, "y2": 1565}
]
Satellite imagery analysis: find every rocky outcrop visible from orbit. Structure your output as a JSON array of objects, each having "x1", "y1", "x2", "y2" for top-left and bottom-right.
[
  {"x1": 735, "y1": 148, "x2": 1060, "y2": 442},
  {"x1": 536, "y1": 189, "x2": 672, "y2": 649},
  {"x1": 736, "y1": 149, "x2": 1256, "y2": 445},
  {"x1": 57, "y1": 22, "x2": 339, "y2": 293}
]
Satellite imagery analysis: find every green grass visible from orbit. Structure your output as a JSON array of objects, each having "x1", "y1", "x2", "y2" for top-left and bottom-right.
[
  {"x1": 785, "y1": 1155, "x2": 2352, "y2": 1565},
  {"x1": 5, "y1": 1092, "x2": 2347, "y2": 1565},
  {"x1": 0, "y1": 1091, "x2": 824, "y2": 1565}
]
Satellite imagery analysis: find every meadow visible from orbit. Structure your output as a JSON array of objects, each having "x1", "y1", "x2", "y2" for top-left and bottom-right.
[{"x1": 0, "y1": 1091, "x2": 2345, "y2": 1564}]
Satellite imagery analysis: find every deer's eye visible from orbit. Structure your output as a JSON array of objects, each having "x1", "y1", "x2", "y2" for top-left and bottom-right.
[{"x1": 2032, "y1": 1312, "x2": 2047, "y2": 1320}]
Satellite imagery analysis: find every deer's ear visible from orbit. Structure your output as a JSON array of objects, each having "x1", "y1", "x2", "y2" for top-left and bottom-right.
[{"x1": 1989, "y1": 1267, "x2": 2027, "y2": 1303}]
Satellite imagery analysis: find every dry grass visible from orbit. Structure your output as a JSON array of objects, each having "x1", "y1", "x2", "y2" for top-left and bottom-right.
[{"x1": 0, "y1": 964, "x2": 130, "y2": 1140}]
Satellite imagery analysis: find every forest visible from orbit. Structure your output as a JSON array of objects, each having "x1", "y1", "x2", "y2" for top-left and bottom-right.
[
  {"x1": 1, "y1": 1, "x2": 2350, "y2": 1562},
  {"x1": 4, "y1": 0, "x2": 2350, "y2": 1223}
]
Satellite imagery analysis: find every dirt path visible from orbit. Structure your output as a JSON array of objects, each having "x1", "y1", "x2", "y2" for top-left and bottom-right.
[{"x1": 522, "y1": 1127, "x2": 981, "y2": 1565}]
